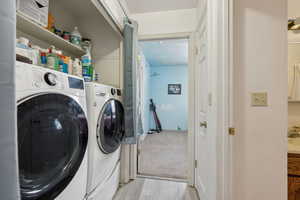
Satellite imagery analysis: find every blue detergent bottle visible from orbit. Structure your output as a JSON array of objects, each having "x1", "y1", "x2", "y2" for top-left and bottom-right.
[{"x1": 81, "y1": 38, "x2": 93, "y2": 82}]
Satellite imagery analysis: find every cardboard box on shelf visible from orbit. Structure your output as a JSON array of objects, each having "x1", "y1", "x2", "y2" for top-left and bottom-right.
[{"x1": 17, "y1": 0, "x2": 49, "y2": 27}]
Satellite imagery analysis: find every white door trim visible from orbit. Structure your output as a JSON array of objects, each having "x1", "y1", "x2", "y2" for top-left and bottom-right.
[
  {"x1": 188, "y1": 32, "x2": 196, "y2": 186},
  {"x1": 213, "y1": 0, "x2": 233, "y2": 198},
  {"x1": 228, "y1": 0, "x2": 234, "y2": 199},
  {"x1": 121, "y1": 32, "x2": 196, "y2": 186},
  {"x1": 215, "y1": 0, "x2": 232, "y2": 199}
]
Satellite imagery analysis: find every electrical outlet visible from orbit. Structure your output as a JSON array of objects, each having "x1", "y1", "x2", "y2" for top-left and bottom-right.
[{"x1": 251, "y1": 92, "x2": 268, "y2": 107}]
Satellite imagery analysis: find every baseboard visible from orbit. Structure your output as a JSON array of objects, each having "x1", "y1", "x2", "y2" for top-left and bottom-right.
[{"x1": 137, "y1": 174, "x2": 188, "y2": 183}]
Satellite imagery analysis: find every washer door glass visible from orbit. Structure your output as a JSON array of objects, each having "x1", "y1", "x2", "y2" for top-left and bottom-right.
[
  {"x1": 97, "y1": 99, "x2": 125, "y2": 154},
  {"x1": 18, "y1": 93, "x2": 88, "y2": 200}
]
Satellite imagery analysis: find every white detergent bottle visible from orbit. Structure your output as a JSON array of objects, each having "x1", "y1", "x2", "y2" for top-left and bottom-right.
[
  {"x1": 71, "y1": 27, "x2": 82, "y2": 46},
  {"x1": 73, "y1": 58, "x2": 82, "y2": 78},
  {"x1": 68, "y1": 58, "x2": 73, "y2": 75}
]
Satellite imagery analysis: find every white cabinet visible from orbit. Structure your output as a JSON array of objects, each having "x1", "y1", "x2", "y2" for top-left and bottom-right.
[{"x1": 101, "y1": 0, "x2": 126, "y2": 30}]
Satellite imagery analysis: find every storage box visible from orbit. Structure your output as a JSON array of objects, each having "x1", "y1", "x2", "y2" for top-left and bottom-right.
[{"x1": 17, "y1": 0, "x2": 49, "y2": 27}]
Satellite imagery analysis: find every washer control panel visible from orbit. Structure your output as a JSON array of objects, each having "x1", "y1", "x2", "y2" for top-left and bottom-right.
[{"x1": 16, "y1": 62, "x2": 86, "y2": 99}]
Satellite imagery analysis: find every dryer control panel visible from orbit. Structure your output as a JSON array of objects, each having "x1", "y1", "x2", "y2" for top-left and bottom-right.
[
  {"x1": 110, "y1": 88, "x2": 122, "y2": 97},
  {"x1": 68, "y1": 77, "x2": 84, "y2": 90}
]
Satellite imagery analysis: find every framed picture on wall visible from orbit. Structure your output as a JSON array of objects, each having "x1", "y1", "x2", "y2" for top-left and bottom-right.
[{"x1": 168, "y1": 84, "x2": 182, "y2": 95}]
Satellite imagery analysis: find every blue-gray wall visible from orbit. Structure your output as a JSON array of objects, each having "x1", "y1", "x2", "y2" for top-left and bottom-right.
[{"x1": 148, "y1": 66, "x2": 188, "y2": 131}]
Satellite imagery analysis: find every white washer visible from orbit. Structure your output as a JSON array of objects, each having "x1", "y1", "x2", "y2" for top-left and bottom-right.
[
  {"x1": 16, "y1": 62, "x2": 88, "y2": 200},
  {"x1": 85, "y1": 83, "x2": 124, "y2": 200}
]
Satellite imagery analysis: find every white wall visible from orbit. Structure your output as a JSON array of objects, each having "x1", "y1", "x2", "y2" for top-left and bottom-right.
[
  {"x1": 233, "y1": 0, "x2": 287, "y2": 200},
  {"x1": 288, "y1": 0, "x2": 300, "y2": 128},
  {"x1": 138, "y1": 49, "x2": 151, "y2": 134},
  {"x1": 289, "y1": 103, "x2": 300, "y2": 127},
  {"x1": 0, "y1": 0, "x2": 19, "y2": 199},
  {"x1": 288, "y1": 43, "x2": 300, "y2": 128},
  {"x1": 131, "y1": 9, "x2": 197, "y2": 36}
]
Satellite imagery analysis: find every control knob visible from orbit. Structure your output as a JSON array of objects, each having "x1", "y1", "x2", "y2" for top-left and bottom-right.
[
  {"x1": 44, "y1": 72, "x2": 57, "y2": 86},
  {"x1": 111, "y1": 88, "x2": 116, "y2": 95}
]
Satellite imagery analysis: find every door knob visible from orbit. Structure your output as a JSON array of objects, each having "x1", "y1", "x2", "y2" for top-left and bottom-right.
[{"x1": 200, "y1": 121, "x2": 207, "y2": 128}]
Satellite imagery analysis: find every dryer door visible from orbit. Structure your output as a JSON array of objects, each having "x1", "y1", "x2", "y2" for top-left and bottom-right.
[
  {"x1": 17, "y1": 93, "x2": 88, "y2": 200},
  {"x1": 97, "y1": 99, "x2": 125, "y2": 154}
]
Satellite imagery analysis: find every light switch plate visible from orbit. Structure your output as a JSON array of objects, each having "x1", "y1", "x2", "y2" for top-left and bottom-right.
[{"x1": 251, "y1": 92, "x2": 268, "y2": 107}]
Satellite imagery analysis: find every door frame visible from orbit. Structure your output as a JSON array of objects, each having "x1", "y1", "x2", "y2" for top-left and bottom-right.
[
  {"x1": 120, "y1": 0, "x2": 233, "y2": 197},
  {"x1": 120, "y1": 32, "x2": 196, "y2": 185},
  {"x1": 212, "y1": 0, "x2": 233, "y2": 199}
]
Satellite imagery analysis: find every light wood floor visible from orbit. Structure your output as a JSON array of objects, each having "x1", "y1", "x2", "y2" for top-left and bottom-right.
[{"x1": 113, "y1": 178, "x2": 199, "y2": 200}]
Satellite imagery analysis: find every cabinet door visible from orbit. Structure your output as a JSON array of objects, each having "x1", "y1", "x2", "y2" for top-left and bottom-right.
[
  {"x1": 289, "y1": 176, "x2": 300, "y2": 200},
  {"x1": 289, "y1": 176, "x2": 295, "y2": 200},
  {"x1": 101, "y1": 0, "x2": 126, "y2": 30}
]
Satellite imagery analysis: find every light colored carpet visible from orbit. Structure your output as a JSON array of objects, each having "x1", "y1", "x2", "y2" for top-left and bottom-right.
[{"x1": 138, "y1": 131, "x2": 188, "y2": 179}]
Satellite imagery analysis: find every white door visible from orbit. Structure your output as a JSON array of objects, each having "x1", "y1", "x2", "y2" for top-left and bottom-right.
[{"x1": 194, "y1": 0, "x2": 218, "y2": 199}]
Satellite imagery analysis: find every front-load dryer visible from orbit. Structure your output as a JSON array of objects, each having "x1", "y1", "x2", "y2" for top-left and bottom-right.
[
  {"x1": 85, "y1": 83, "x2": 124, "y2": 200},
  {"x1": 16, "y1": 62, "x2": 88, "y2": 200}
]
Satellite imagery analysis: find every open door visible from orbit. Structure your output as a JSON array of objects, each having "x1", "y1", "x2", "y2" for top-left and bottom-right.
[
  {"x1": 194, "y1": 20, "x2": 213, "y2": 200},
  {"x1": 193, "y1": 0, "x2": 219, "y2": 199}
]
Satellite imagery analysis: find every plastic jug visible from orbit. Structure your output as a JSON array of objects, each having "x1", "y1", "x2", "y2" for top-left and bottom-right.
[{"x1": 71, "y1": 27, "x2": 82, "y2": 46}]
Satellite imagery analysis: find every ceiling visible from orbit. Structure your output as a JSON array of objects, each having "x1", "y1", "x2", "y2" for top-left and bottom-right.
[
  {"x1": 125, "y1": 0, "x2": 198, "y2": 14},
  {"x1": 140, "y1": 39, "x2": 188, "y2": 67}
]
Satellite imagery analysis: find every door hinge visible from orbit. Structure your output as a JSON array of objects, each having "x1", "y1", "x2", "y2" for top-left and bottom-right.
[
  {"x1": 194, "y1": 160, "x2": 198, "y2": 168},
  {"x1": 229, "y1": 127, "x2": 235, "y2": 136}
]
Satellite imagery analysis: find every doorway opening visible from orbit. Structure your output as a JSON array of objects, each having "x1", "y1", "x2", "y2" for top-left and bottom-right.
[{"x1": 136, "y1": 38, "x2": 189, "y2": 181}]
